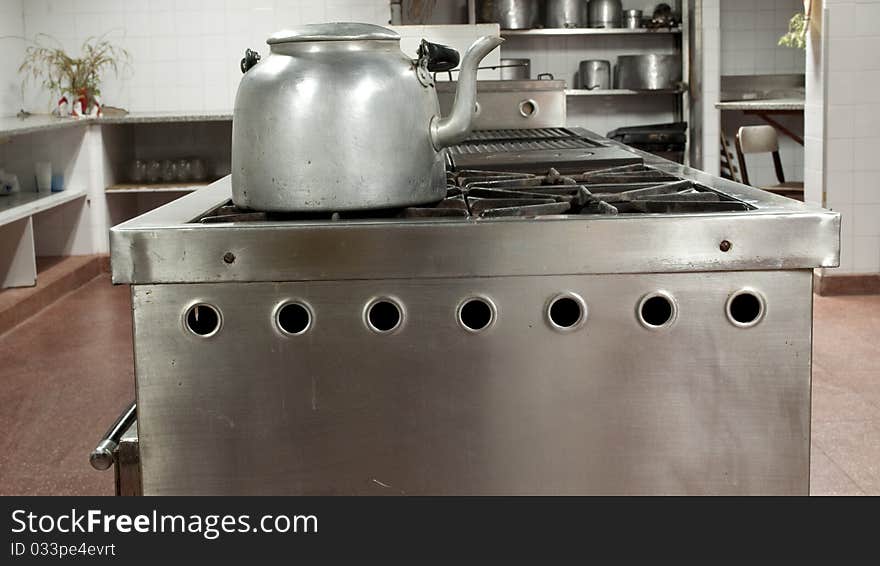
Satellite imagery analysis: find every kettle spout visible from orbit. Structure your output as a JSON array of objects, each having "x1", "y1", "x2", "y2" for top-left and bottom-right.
[{"x1": 430, "y1": 35, "x2": 504, "y2": 150}]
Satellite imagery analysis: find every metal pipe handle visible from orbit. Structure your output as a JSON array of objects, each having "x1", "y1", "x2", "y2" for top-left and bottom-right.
[{"x1": 90, "y1": 401, "x2": 137, "y2": 471}]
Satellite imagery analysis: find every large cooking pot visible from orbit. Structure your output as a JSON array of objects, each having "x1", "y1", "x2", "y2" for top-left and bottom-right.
[
  {"x1": 499, "y1": 58, "x2": 531, "y2": 79},
  {"x1": 231, "y1": 23, "x2": 503, "y2": 212},
  {"x1": 484, "y1": 0, "x2": 541, "y2": 29},
  {"x1": 579, "y1": 59, "x2": 611, "y2": 90},
  {"x1": 588, "y1": 0, "x2": 622, "y2": 28},
  {"x1": 546, "y1": 0, "x2": 587, "y2": 28},
  {"x1": 615, "y1": 54, "x2": 681, "y2": 90}
]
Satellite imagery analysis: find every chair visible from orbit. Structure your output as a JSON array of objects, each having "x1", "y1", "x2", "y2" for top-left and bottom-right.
[
  {"x1": 720, "y1": 133, "x2": 740, "y2": 183},
  {"x1": 735, "y1": 125, "x2": 804, "y2": 200}
]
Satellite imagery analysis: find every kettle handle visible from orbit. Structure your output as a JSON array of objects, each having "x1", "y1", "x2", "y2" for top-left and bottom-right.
[
  {"x1": 418, "y1": 40, "x2": 460, "y2": 73},
  {"x1": 240, "y1": 48, "x2": 261, "y2": 74}
]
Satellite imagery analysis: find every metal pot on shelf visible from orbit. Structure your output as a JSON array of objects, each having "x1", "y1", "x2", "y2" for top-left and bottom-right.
[
  {"x1": 231, "y1": 23, "x2": 503, "y2": 212},
  {"x1": 546, "y1": 0, "x2": 587, "y2": 28},
  {"x1": 588, "y1": 0, "x2": 622, "y2": 28},
  {"x1": 615, "y1": 54, "x2": 681, "y2": 90},
  {"x1": 624, "y1": 9, "x2": 643, "y2": 29},
  {"x1": 498, "y1": 58, "x2": 531, "y2": 80},
  {"x1": 480, "y1": 0, "x2": 541, "y2": 29},
  {"x1": 579, "y1": 60, "x2": 611, "y2": 90}
]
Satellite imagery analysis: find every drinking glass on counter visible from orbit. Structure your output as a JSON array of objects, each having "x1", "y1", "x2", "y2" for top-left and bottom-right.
[
  {"x1": 190, "y1": 158, "x2": 206, "y2": 181},
  {"x1": 161, "y1": 160, "x2": 177, "y2": 183},
  {"x1": 34, "y1": 161, "x2": 52, "y2": 192},
  {"x1": 131, "y1": 160, "x2": 147, "y2": 183},
  {"x1": 176, "y1": 159, "x2": 192, "y2": 182},
  {"x1": 146, "y1": 160, "x2": 162, "y2": 183}
]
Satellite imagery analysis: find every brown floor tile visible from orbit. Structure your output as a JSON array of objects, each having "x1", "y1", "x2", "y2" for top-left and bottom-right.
[
  {"x1": 811, "y1": 377, "x2": 880, "y2": 424},
  {"x1": 812, "y1": 420, "x2": 880, "y2": 495},
  {"x1": 810, "y1": 445, "x2": 864, "y2": 496},
  {"x1": 814, "y1": 370, "x2": 880, "y2": 411}
]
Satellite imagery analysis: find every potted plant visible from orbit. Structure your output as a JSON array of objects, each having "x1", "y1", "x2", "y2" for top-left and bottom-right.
[
  {"x1": 778, "y1": 0, "x2": 812, "y2": 49},
  {"x1": 19, "y1": 33, "x2": 130, "y2": 117}
]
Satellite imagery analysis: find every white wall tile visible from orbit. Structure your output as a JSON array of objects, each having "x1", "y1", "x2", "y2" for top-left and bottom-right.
[
  {"x1": 0, "y1": 0, "x2": 25, "y2": 117},
  {"x1": 853, "y1": 236, "x2": 880, "y2": 272},
  {"x1": 20, "y1": 0, "x2": 391, "y2": 113},
  {"x1": 827, "y1": 169, "x2": 854, "y2": 204},
  {"x1": 853, "y1": 171, "x2": 880, "y2": 204},
  {"x1": 853, "y1": 204, "x2": 880, "y2": 237},
  {"x1": 720, "y1": 0, "x2": 805, "y2": 76}
]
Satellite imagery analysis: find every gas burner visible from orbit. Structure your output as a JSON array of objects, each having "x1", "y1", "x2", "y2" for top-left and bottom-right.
[{"x1": 197, "y1": 165, "x2": 752, "y2": 223}]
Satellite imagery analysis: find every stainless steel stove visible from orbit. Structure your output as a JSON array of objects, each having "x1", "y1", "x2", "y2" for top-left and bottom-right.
[{"x1": 107, "y1": 131, "x2": 839, "y2": 495}]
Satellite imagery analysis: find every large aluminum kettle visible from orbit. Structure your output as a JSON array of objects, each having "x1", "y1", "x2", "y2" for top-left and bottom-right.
[{"x1": 231, "y1": 23, "x2": 503, "y2": 212}]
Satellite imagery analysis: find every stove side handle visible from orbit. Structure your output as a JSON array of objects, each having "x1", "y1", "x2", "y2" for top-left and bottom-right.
[{"x1": 90, "y1": 401, "x2": 137, "y2": 471}]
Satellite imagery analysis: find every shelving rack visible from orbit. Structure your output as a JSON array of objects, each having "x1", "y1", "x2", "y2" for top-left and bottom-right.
[{"x1": 465, "y1": 0, "x2": 690, "y2": 165}]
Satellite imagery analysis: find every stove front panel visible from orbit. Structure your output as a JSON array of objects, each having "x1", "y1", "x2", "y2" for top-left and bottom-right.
[{"x1": 132, "y1": 270, "x2": 812, "y2": 495}]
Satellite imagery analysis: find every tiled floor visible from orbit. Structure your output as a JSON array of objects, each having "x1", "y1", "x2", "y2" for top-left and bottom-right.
[
  {"x1": 810, "y1": 294, "x2": 880, "y2": 495},
  {"x1": 0, "y1": 276, "x2": 133, "y2": 495},
  {"x1": 0, "y1": 275, "x2": 877, "y2": 495}
]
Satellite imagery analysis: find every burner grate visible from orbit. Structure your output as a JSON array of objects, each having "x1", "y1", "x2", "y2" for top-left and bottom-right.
[{"x1": 196, "y1": 165, "x2": 752, "y2": 223}]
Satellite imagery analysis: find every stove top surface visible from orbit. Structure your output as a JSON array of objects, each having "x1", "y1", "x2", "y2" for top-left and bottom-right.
[
  {"x1": 110, "y1": 129, "x2": 839, "y2": 284},
  {"x1": 197, "y1": 165, "x2": 753, "y2": 224}
]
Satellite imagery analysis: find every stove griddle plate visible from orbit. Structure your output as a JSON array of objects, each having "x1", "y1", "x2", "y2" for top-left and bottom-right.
[
  {"x1": 445, "y1": 127, "x2": 645, "y2": 173},
  {"x1": 198, "y1": 164, "x2": 752, "y2": 223}
]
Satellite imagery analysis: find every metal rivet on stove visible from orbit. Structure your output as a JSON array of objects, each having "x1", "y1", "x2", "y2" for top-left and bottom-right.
[
  {"x1": 223, "y1": 252, "x2": 236, "y2": 264},
  {"x1": 720, "y1": 240, "x2": 732, "y2": 252}
]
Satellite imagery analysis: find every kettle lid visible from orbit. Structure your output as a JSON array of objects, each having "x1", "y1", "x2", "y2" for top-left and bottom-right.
[{"x1": 268, "y1": 22, "x2": 399, "y2": 45}]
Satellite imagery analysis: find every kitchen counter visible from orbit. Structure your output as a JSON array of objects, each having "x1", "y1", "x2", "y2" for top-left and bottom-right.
[
  {"x1": 715, "y1": 98, "x2": 805, "y2": 111},
  {"x1": 0, "y1": 111, "x2": 232, "y2": 138},
  {"x1": 0, "y1": 114, "x2": 89, "y2": 137}
]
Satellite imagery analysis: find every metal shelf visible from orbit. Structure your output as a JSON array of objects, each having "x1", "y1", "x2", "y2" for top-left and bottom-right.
[
  {"x1": 501, "y1": 27, "x2": 681, "y2": 37},
  {"x1": 565, "y1": 89, "x2": 684, "y2": 96}
]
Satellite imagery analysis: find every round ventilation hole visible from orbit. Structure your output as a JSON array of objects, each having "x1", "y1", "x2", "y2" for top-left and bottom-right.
[
  {"x1": 458, "y1": 297, "x2": 496, "y2": 332},
  {"x1": 638, "y1": 292, "x2": 676, "y2": 329},
  {"x1": 519, "y1": 99, "x2": 538, "y2": 117},
  {"x1": 547, "y1": 293, "x2": 587, "y2": 331},
  {"x1": 184, "y1": 303, "x2": 221, "y2": 337},
  {"x1": 726, "y1": 290, "x2": 765, "y2": 328},
  {"x1": 366, "y1": 299, "x2": 403, "y2": 333},
  {"x1": 276, "y1": 302, "x2": 312, "y2": 335}
]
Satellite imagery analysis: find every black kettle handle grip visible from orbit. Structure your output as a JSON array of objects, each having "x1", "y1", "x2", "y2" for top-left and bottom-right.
[
  {"x1": 241, "y1": 48, "x2": 261, "y2": 74},
  {"x1": 418, "y1": 40, "x2": 460, "y2": 73}
]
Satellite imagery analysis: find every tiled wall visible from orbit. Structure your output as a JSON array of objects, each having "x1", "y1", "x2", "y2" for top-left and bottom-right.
[
  {"x1": 720, "y1": 0, "x2": 806, "y2": 75},
  {"x1": 19, "y1": 0, "x2": 391, "y2": 113},
  {"x1": 0, "y1": 0, "x2": 24, "y2": 117},
  {"x1": 816, "y1": 0, "x2": 880, "y2": 274}
]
